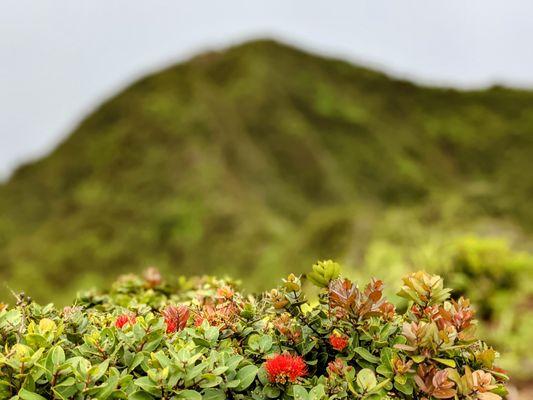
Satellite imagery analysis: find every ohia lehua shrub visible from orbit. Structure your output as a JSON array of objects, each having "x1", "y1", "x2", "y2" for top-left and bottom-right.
[{"x1": 0, "y1": 262, "x2": 508, "y2": 399}]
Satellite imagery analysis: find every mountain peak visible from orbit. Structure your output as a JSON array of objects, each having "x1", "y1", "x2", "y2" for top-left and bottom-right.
[{"x1": 1, "y1": 40, "x2": 533, "y2": 302}]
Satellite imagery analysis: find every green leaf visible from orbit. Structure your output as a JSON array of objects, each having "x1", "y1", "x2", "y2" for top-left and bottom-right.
[
  {"x1": 152, "y1": 350, "x2": 171, "y2": 368},
  {"x1": 51, "y1": 346, "x2": 66, "y2": 366},
  {"x1": 309, "y1": 384, "x2": 325, "y2": 400},
  {"x1": 18, "y1": 388, "x2": 47, "y2": 400},
  {"x1": 128, "y1": 391, "x2": 154, "y2": 400},
  {"x1": 178, "y1": 390, "x2": 202, "y2": 400},
  {"x1": 394, "y1": 374, "x2": 407, "y2": 385},
  {"x1": 198, "y1": 375, "x2": 223, "y2": 389},
  {"x1": 263, "y1": 386, "x2": 281, "y2": 398},
  {"x1": 192, "y1": 338, "x2": 211, "y2": 348},
  {"x1": 134, "y1": 377, "x2": 160, "y2": 396},
  {"x1": 225, "y1": 354, "x2": 243, "y2": 370},
  {"x1": 394, "y1": 380, "x2": 413, "y2": 395},
  {"x1": 0, "y1": 310, "x2": 21, "y2": 328},
  {"x1": 128, "y1": 352, "x2": 146, "y2": 373},
  {"x1": 225, "y1": 379, "x2": 240, "y2": 388},
  {"x1": 204, "y1": 326, "x2": 219, "y2": 342},
  {"x1": 357, "y1": 369, "x2": 377, "y2": 392},
  {"x1": 368, "y1": 378, "x2": 391, "y2": 394},
  {"x1": 247, "y1": 334, "x2": 261, "y2": 351},
  {"x1": 354, "y1": 347, "x2": 380, "y2": 364},
  {"x1": 52, "y1": 377, "x2": 78, "y2": 399},
  {"x1": 411, "y1": 355, "x2": 425, "y2": 363},
  {"x1": 25, "y1": 334, "x2": 48, "y2": 348},
  {"x1": 376, "y1": 364, "x2": 393, "y2": 378},
  {"x1": 96, "y1": 367, "x2": 120, "y2": 399},
  {"x1": 433, "y1": 358, "x2": 456, "y2": 368},
  {"x1": 235, "y1": 365, "x2": 258, "y2": 391},
  {"x1": 259, "y1": 335, "x2": 273, "y2": 353},
  {"x1": 379, "y1": 347, "x2": 393, "y2": 367},
  {"x1": 89, "y1": 359, "x2": 110, "y2": 382},
  {"x1": 292, "y1": 385, "x2": 309, "y2": 400},
  {"x1": 202, "y1": 389, "x2": 226, "y2": 400}
]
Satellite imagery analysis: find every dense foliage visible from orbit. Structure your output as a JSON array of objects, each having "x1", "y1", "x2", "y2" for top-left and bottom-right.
[
  {"x1": 0, "y1": 263, "x2": 509, "y2": 399},
  {"x1": 439, "y1": 238, "x2": 533, "y2": 381}
]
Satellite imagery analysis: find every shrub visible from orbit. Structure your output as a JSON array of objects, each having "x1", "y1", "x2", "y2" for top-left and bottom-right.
[
  {"x1": 440, "y1": 237, "x2": 533, "y2": 380},
  {"x1": 0, "y1": 262, "x2": 508, "y2": 399},
  {"x1": 443, "y1": 237, "x2": 532, "y2": 321}
]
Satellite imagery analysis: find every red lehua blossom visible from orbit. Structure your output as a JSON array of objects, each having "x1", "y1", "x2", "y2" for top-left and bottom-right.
[
  {"x1": 162, "y1": 305, "x2": 189, "y2": 333},
  {"x1": 115, "y1": 313, "x2": 136, "y2": 329},
  {"x1": 265, "y1": 354, "x2": 307, "y2": 384},
  {"x1": 329, "y1": 333, "x2": 349, "y2": 351}
]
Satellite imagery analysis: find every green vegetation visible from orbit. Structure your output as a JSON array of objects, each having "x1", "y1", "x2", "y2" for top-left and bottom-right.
[
  {"x1": 0, "y1": 265, "x2": 509, "y2": 399},
  {"x1": 0, "y1": 40, "x2": 532, "y2": 380},
  {"x1": 440, "y1": 238, "x2": 533, "y2": 381}
]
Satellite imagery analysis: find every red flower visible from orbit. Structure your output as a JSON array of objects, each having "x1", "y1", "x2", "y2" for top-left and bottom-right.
[
  {"x1": 329, "y1": 333, "x2": 349, "y2": 351},
  {"x1": 265, "y1": 354, "x2": 307, "y2": 384},
  {"x1": 162, "y1": 305, "x2": 189, "y2": 333},
  {"x1": 115, "y1": 313, "x2": 136, "y2": 329}
]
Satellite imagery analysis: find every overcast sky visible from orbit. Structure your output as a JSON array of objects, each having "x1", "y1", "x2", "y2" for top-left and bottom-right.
[{"x1": 1, "y1": 1, "x2": 533, "y2": 180}]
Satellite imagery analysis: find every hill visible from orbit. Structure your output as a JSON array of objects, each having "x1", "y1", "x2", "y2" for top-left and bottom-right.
[{"x1": 1, "y1": 39, "x2": 533, "y2": 303}]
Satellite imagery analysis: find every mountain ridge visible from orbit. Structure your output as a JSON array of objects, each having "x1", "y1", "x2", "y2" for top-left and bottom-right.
[{"x1": 1, "y1": 39, "x2": 533, "y2": 302}]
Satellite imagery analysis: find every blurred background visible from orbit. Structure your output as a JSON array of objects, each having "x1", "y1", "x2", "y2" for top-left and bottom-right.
[{"x1": 1, "y1": 0, "x2": 532, "y2": 389}]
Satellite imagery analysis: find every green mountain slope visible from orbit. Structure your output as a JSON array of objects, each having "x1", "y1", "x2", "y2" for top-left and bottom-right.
[{"x1": 1, "y1": 39, "x2": 533, "y2": 303}]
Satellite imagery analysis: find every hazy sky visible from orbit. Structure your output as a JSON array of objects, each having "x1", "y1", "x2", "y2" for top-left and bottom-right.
[{"x1": 2, "y1": 1, "x2": 533, "y2": 179}]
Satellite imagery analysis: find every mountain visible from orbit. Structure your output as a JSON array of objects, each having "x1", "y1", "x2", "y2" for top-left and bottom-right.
[{"x1": 1, "y1": 39, "x2": 533, "y2": 303}]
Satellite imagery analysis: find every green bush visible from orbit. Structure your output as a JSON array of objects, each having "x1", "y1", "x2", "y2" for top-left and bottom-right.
[
  {"x1": 440, "y1": 237, "x2": 533, "y2": 381},
  {"x1": 443, "y1": 237, "x2": 531, "y2": 319},
  {"x1": 0, "y1": 263, "x2": 508, "y2": 399}
]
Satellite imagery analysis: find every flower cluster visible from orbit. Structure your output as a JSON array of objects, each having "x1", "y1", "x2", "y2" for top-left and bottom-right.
[
  {"x1": 265, "y1": 354, "x2": 308, "y2": 384},
  {"x1": 329, "y1": 332, "x2": 349, "y2": 351}
]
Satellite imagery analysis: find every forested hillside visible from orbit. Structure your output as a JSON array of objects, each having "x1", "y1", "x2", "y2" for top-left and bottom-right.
[{"x1": 1, "y1": 40, "x2": 532, "y2": 303}]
